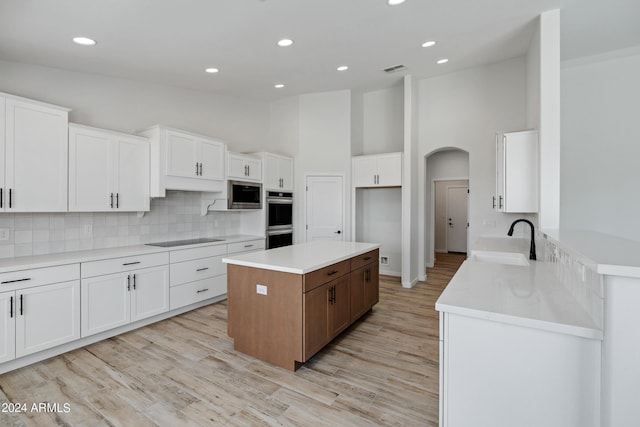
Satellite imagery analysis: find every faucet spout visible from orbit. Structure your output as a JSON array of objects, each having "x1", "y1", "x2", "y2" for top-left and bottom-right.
[{"x1": 507, "y1": 219, "x2": 536, "y2": 261}]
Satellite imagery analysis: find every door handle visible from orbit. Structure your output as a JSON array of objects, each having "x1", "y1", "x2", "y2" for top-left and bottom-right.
[
  {"x1": 199, "y1": 163, "x2": 203, "y2": 176},
  {"x1": 334, "y1": 230, "x2": 341, "y2": 234},
  {"x1": 116, "y1": 193, "x2": 119, "y2": 209},
  {"x1": 9, "y1": 189, "x2": 12, "y2": 208},
  {"x1": 110, "y1": 192, "x2": 114, "y2": 208},
  {"x1": 132, "y1": 274, "x2": 136, "y2": 290},
  {"x1": 196, "y1": 162, "x2": 199, "y2": 176},
  {"x1": 9, "y1": 296, "x2": 13, "y2": 318}
]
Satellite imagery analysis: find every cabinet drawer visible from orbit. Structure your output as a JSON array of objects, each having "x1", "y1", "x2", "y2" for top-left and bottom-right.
[
  {"x1": 170, "y1": 255, "x2": 226, "y2": 287},
  {"x1": 170, "y1": 276, "x2": 227, "y2": 310},
  {"x1": 350, "y1": 249, "x2": 379, "y2": 270},
  {"x1": 0, "y1": 264, "x2": 80, "y2": 290},
  {"x1": 303, "y1": 260, "x2": 350, "y2": 292},
  {"x1": 170, "y1": 244, "x2": 227, "y2": 263},
  {"x1": 227, "y1": 239, "x2": 265, "y2": 255},
  {"x1": 81, "y1": 252, "x2": 169, "y2": 278}
]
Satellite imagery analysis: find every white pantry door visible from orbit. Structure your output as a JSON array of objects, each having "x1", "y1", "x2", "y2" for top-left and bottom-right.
[
  {"x1": 306, "y1": 176, "x2": 344, "y2": 242},
  {"x1": 446, "y1": 186, "x2": 468, "y2": 253}
]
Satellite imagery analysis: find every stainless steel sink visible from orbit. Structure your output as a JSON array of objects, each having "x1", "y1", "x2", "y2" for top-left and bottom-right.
[{"x1": 146, "y1": 238, "x2": 225, "y2": 247}]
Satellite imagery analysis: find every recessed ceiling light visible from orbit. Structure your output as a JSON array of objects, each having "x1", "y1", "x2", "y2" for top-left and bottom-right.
[
  {"x1": 437, "y1": 58, "x2": 449, "y2": 64},
  {"x1": 337, "y1": 65, "x2": 349, "y2": 71},
  {"x1": 205, "y1": 68, "x2": 219, "y2": 74},
  {"x1": 274, "y1": 84, "x2": 285, "y2": 89},
  {"x1": 72, "y1": 36, "x2": 96, "y2": 46},
  {"x1": 277, "y1": 39, "x2": 294, "y2": 47},
  {"x1": 387, "y1": 0, "x2": 406, "y2": 5},
  {"x1": 422, "y1": 41, "x2": 436, "y2": 48}
]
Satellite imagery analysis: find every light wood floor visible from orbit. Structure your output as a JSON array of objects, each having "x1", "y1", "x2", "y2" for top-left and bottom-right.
[{"x1": 0, "y1": 253, "x2": 465, "y2": 427}]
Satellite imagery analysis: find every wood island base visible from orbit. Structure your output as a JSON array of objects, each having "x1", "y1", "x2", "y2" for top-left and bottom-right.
[{"x1": 227, "y1": 249, "x2": 379, "y2": 371}]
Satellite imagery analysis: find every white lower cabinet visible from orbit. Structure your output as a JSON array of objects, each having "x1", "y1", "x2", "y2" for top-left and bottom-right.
[
  {"x1": 0, "y1": 280, "x2": 80, "y2": 363},
  {"x1": 81, "y1": 254, "x2": 169, "y2": 337}
]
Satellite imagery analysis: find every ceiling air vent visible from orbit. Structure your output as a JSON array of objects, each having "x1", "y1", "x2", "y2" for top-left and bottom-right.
[{"x1": 383, "y1": 64, "x2": 406, "y2": 73}]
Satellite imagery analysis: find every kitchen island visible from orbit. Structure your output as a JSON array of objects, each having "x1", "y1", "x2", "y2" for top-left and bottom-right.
[{"x1": 223, "y1": 240, "x2": 380, "y2": 370}]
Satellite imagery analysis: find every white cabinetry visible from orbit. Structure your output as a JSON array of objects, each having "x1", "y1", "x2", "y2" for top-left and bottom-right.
[
  {"x1": 69, "y1": 124, "x2": 150, "y2": 212},
  {"x1": 0, "y1": 264, "x2": 80, "y2": 363},
  {"x1": 81, "y1": 253, "x2": 169, "y2": 337},
  {"x1": 352, "y1": 152, "x2": 402, "y2": 188},
  {"x1": 495, "y1": 130, "x2": 538, "y2": 213},
  {"x1": 0, "y1": 93, "x2": 70, "y2": 212},
  {"x1": 263, "y1": 153, "x2": 294, "y2": 191},
  {"x1": 169, "y1": 244, "x2": 227, "y2": 310},
  {"x1": 228, "y1": 152, "x2": 262, "y2": 182},
  {"x1": 139, "y1": 125, "x2": 225, "y2": 197}
]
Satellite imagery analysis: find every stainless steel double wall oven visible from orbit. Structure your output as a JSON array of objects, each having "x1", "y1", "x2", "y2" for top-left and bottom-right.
[{"x1": 266, "y1": 191, "x2": 293, "y2": 249}]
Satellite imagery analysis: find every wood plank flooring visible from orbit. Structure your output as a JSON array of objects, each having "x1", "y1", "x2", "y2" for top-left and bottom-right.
[{"x1": 0, "y1": 253, "x2": 465, "y2": 426}]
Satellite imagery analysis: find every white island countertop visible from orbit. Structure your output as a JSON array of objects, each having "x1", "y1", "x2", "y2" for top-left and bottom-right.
[{"x1": 223, "y1": 240, "x2": 380, "y2": 274}]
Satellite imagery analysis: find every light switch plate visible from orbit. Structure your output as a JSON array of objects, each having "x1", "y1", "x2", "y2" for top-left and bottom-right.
[{"x1": 256, "y1": 284, "x2": 267, "y2": 295}]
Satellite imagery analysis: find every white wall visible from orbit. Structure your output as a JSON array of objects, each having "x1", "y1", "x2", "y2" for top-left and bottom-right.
[
  {"x1": 561, "y1": 47, "x2": 640, "y2": 241},
  {"x1": 295, "y1": 90, "x2": 352, "y2": 243},
  {"x1": 418, "y1": 57, "x2": 529, "y2": 271},
  {"x1": 355, "y1": 188, "x2": 402, "y2": 276},
  {"x1": 269, "y1": 96, "x2": 300, "y2": 156},
  {"x1": 0, "y1": 59, "x2": 270, "y2": 152},
  {"x1": 363, "y1": 85, "x2": 404, "y2": 154},
  {"x1": 526, "y1": 17, "x2": 541, "y2": 129}
]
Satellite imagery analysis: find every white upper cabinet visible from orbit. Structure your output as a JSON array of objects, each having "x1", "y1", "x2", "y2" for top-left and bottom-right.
[
  {"x1": 263, "y1": 153, "x2": 294, "y2": 191},
  {"x1": 495, "y1": 130, "x2": 539, "y2": 213},
  {"x1": 227, "y1": 152, "x2": 262, "y2": 182},
  {"x1": 69, "y1": 124, "x2": 150, "y2": 212},
  {"x1": 139, "y1": 126, "x2": 226, "y2": 197},
  {"x1": 352, "y1": 152, "x2": 402, "y2": 188},
  {"x1": 0, "y1": 93, "x2": 70, "y2": 212}
]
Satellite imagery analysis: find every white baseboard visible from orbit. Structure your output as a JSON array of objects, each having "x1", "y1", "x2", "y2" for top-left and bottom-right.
[
  {"x1": 380, "y1": 268, "x2": 401, "y2": 277},
  {"x1": 402, "y1": 277, "x2": 419, "y2": 288}
]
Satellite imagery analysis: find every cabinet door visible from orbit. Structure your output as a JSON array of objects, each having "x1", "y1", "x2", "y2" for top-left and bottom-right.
[
  {"x1": 352, "y1": 156, "x2": 378, "y2": 187},
  {"x1": 364, "y1": 262, "x2": 379, "y2": 309},
  {"x1": 81, "y1": 273, "x2": 130, "y2": 337},
  {"x1": 166, "y1": 131, "x2": 198, "y2": 178},
  {"x1": 0, "y1": 98, "x2": 6, "y2": 199},
  {"x1": 349, "y1": 267, "x2": 368, "y2": 322},
  {"x1": 0, "y1": 291, "x2": 16, "y2": 363},
  {"x1": 68, "y1": 126, "x2": 113, "y2": 211},
  {"x1": 304, "y1": 282, "x2": 330, "y2": 359},
  {"x1": 328, "y1": 275, "x2": 350, "y2": 337},
  {"x1": 130, "y1": 265, "x2": 169, "y2": 322},
  {"x1": 264, "y1": 154, "x2": 281, "y2": 190},
  {"x1": 278, "y1": 156, "x2": 294, "y2": 191},
  {"x1": 15, "y1": 280, "x2": 80, "y2": 357},
  {"x1": 376, "y1": 154, "x2": 402, "y2": 187},
  {"x1": 227, "y1": 154, "x2": 248, "y2": 179},
  {"x1": 115, "y1": 136, "x2": 150, "y2": 211},
  {"x1": 503, "y1": 131, "x2": 538, "y2": 213},
  {"x1": 246, "y1": 157, "x2": 262, "y2": 181},
  {"x1": 495, "y1": 135, "x2": 505, "y2": 212},
  {"x1": 198, "y1": 139, "x2": 225, "y2": 181},
  {"x1": 5, "y1": 98, "x2": 68, "y2": 212}
]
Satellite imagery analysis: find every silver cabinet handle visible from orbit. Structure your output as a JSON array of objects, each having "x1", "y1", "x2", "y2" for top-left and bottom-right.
[{"x1": 195, "y1": 162, "x2": 199, "y2": 176}]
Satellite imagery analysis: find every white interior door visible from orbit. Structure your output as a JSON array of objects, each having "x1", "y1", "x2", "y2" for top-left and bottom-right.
[
  {"x1": 446, "y1": 186, "x2": 468, "y2": 253},
  {"x1": 306, "y1": 176, "x2": 344, "y2": 242}
]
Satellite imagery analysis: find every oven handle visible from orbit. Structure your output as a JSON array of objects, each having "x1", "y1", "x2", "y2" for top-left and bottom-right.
[
  {"x1": 266, "y1": 198, "x2": 293, "y2": 205},
  {"x1": 267, "y1": 229, "x2": 293, "y2": 236}
]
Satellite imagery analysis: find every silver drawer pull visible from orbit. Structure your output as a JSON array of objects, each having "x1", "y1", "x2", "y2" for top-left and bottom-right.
[
  {"x1": 196, "y1": 288, "x2": 209, "y2": 293},
  {"x1": 1, "y1": 278, "x2": 31, "y2": 285},
  {"x1": 122, "y1": 261, "x2": 141, "y2": 266},
  {"x1": 196, "y1": 267, "x2": 209, "y2": 272}
]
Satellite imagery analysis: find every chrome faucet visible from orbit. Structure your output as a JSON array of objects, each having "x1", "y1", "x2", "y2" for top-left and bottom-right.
[{"x1": 507, "y1": 219, "x2": 536, "y2": 261}]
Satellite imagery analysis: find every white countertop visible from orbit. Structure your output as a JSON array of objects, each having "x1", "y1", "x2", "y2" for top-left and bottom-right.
[
  {"x1": 223, "y1": 240, "x2": 380, "y2": 274},
  {"x1": 0, "y1": 235, "x2": 263, "y2": 273},
  {"x1": 543, "y1": 229, "x2": 640, "y2": 278},
  {"x1": 436, "y1": 260, "x2": 602, "y2": 340}
]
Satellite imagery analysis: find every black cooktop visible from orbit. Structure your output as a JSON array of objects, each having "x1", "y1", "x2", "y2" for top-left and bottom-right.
[{"x1": 145, "y1": 238, "x2": 225, "y2": 247}]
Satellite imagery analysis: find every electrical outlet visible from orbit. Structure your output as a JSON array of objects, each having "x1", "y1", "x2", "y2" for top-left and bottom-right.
[
  {"x1": 0, "y1": 228, "x2": 9, "y2": 241},
  {"x1": 380, "y1": 256, "x2": 389, "y2": 265},
  {"x1": 83, "y1": 224, "x2": 93, "y2": 237},
  {"x1": 256, "y1": 284, "x2": 267, "y2": 295}
]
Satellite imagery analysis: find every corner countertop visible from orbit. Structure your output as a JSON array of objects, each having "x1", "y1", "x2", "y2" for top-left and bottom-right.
[
  {"x1": 436, "y1": 236, "x2": 602, "y2": 340},
  {"x1": 223, "y1": 240, "x2": 380, "y2": 274},
  {"x1": 0, "y1": 235, "x2": 264, "y2": 274},
  {"x1": 543, "y1": 229, "x2": 640, "y2": 278}
]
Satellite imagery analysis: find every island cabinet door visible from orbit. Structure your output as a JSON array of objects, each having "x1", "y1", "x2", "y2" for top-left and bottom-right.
[
  {"x1": 328, "y1": 275, "x2": 350, "y2": 337},
  {"x1": 303, "y1": 282, "x2": 330, "y2": 360},
  {"x1": 350, "y1": 267, "x2": 367, "y2": 322},
  {"x1": 364, "y1": 261, "x2": 379, "y2": 309}
]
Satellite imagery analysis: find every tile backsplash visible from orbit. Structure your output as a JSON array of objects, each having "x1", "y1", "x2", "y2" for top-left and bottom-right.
[
  {"x1": 543, "y1": 237, "x2": 604, "y2": 329},
  {"x1": 0, "y1": 191, "x2": 242, "y2": 259}
]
